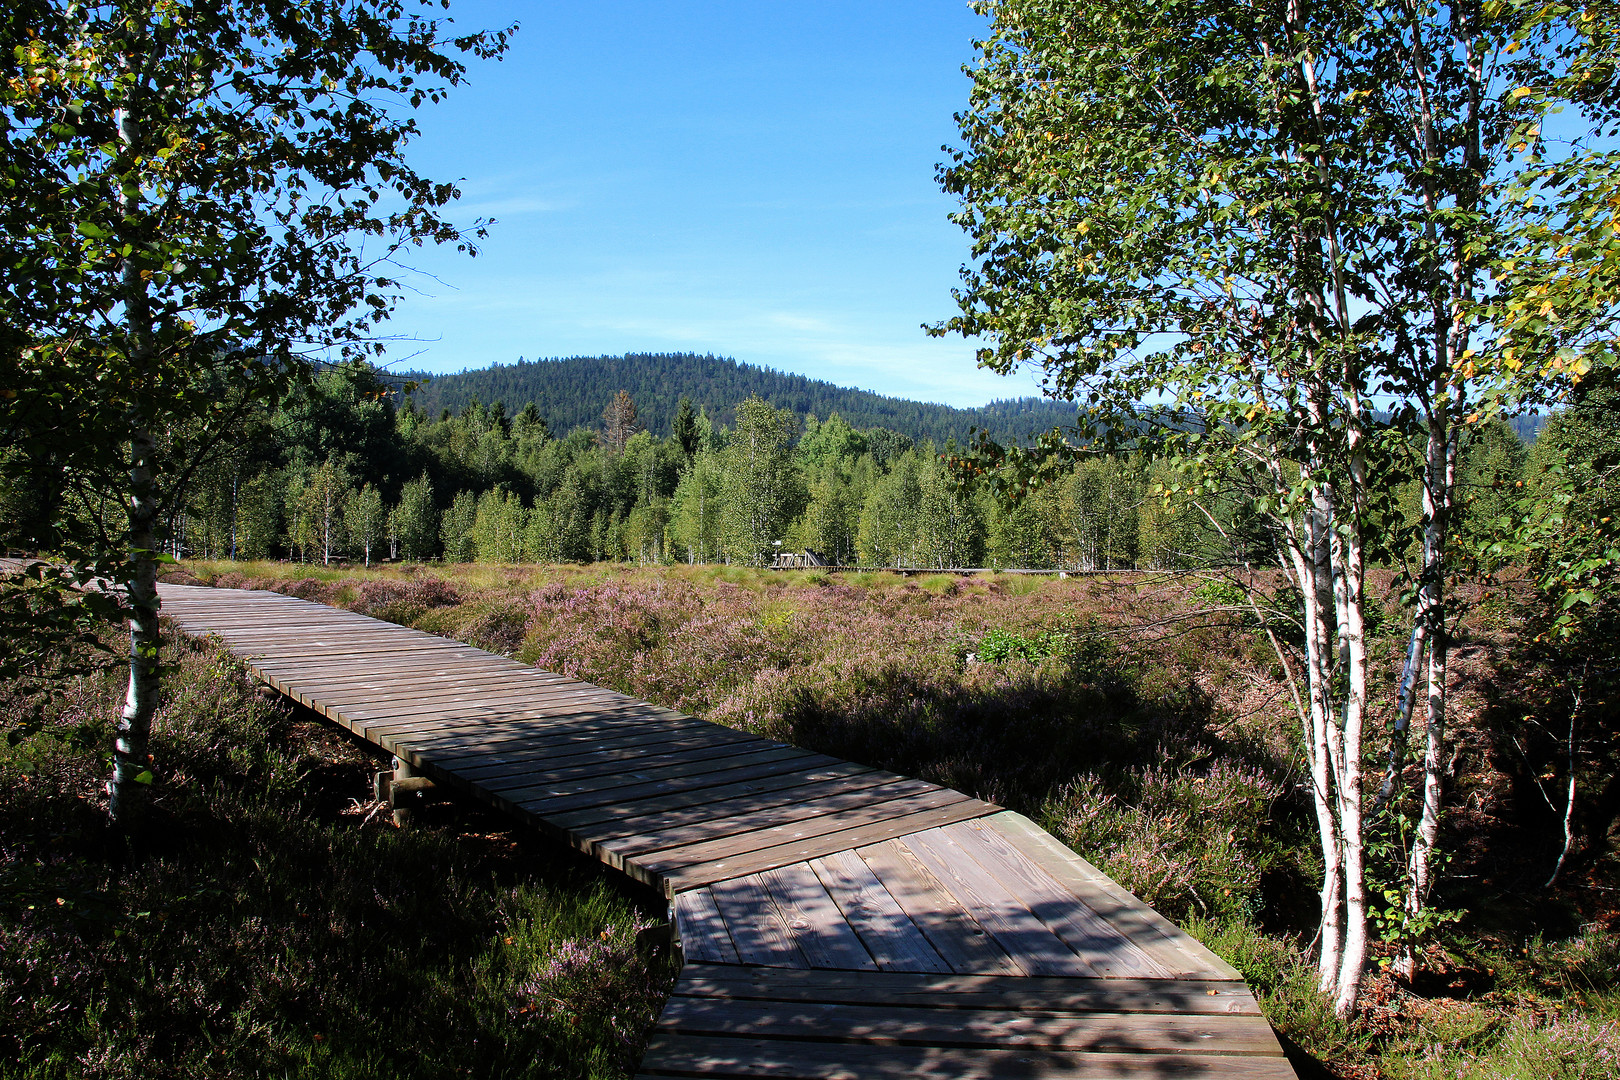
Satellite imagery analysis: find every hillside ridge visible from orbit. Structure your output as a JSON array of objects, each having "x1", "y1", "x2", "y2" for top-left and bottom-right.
[{"x1": 398, "y1": 353, "x2": 1078, "y2": 445}]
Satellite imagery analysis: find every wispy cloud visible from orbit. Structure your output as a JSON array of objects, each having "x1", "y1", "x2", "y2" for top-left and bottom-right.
[{"x1": 455, "y1": 194, "x2": 567, "y2": 218}]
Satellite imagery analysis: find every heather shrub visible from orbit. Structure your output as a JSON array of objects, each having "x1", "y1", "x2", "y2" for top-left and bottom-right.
[
  {"x1": 1045, "y1": 759, "x2": 1294, "y2": 924},
  {"x1": 351, "y1": 577, "x2": 462, "y2": 623},
  {"x1": 1556, "y1": 927, "x2": 1620, "y2": 999},
  {"x1": 1185, "y1": 916, "x2": 1362, "y2": 1063},
  {"x1": 1382, "y1": 1013, "x2": 1620, "y2": 1080},
  {"x1": 280, "y1": 576, "x2": 344, "y2": 604}
]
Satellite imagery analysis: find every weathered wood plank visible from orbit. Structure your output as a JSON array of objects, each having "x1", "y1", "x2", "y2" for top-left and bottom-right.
[
  {"x1": 897, "y1": 829, "x2": 1098, "y2": 977},
  {"x1": 452, "y1": 730, "x2": 777, "y2": 786},
  {"x1": 661, "y1": 800, "x2": 999, "y2": 890},
  {"x1": 430, "y1": 730, "x2": 750, "y2": 777},
  {"x1": 707, "y1": 875, "x2": 809, "y2": 967},
  {"x1": 654, "y1": 996, "x2": 1283, "y2": 1055},
  {"x1": 514, "y1": 754, "x2": 848, "y2": 818},
  {"x1": 854, "y1": 840, "x2": 1021, "y2": 976},
  {"x1": 671, "y1": 963, "x2": 1260, "y2": 1016},
  {"x1": 674, "y1": 889, "x2": 739, "y2": 964},
  {"x1": 644, "y1": 789, "x2": 982, "y2": 872},
  {"x1": 982, "y1": 813, "x2": 1241, "y2": 981},
  {"x1": 547, "y1": 763, "x2": 884, "y2": 833},
  {"x1": 576, "y1": 770, "x2": 909, "y2": 842},
  {"x1": 936, "y1": 820, "x2": 1172, "y2": 980},
  {"x1": 491, "y1": 745, "x2": 826, "y2": 802},
  {"x1": 808, "y1": 850, "x2": 951, "y2": 973},
  {"x1": 757, "y1": 863, "x2": 876, "y2": 971},
  {"x1": 636, "y1": 1034, "x2": 1298, "y2": 1079},
  {"x1": 615, "y1": 779, "x2": 942, "y2": 857}
]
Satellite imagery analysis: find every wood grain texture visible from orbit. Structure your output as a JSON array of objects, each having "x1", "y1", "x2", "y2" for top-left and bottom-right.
[{"x1": 637, "y1": 1035, "x2": 1297, "y2": 1079}]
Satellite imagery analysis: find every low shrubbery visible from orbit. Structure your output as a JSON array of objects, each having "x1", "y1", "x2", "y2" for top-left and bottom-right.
[
  {"x1": 0, "y1": 626, "x2": 672, "y2": 1080},
  {"x1": 28, "y1": 558, "x2": 1618, "y2": 1079}
]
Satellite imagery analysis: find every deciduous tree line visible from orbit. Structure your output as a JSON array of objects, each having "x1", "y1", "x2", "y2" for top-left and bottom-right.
[{"x1": 139, "y1": 368, "x2": 1222, "y2": 570}]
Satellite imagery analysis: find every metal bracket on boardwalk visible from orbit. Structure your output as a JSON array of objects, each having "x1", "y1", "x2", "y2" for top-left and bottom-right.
[{"x1": 373, "y1": 756, "x2": 437, "y2": 827}]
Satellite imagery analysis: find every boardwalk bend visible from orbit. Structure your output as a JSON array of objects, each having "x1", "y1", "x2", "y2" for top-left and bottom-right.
[{"x1": 155, "y1": 581, "x2": 1294, "y2": 1079}]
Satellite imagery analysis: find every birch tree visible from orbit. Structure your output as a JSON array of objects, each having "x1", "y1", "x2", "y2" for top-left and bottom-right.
[
  {"x1": 934, "y1": 0, "x2": 1565, "y2": 1015},
  {"x1": 719, "y1": 398, "x2": 801, "y2": 565},
  {"x1": 345, "y1": 483, "x2": 386, "y2": 567},
  {"x1": 391, "y1": 473, "x2": 439, "y2": 561},
  {"x1": 0, "y1": 2, "x2": 508, "y2": 827}
]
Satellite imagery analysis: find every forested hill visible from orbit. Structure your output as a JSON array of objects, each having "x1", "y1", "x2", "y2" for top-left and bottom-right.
[{"x1": 398, "y1": 353, "x2": 1078, "y2": 445}]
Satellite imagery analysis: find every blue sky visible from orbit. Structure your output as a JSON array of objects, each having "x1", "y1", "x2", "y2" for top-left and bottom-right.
[{"x1": 376, "y1": 1, "x2": 1048, "y2": 408}]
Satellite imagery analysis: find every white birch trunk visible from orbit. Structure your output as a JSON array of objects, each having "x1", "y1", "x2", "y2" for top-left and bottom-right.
[
  {"x1": 1401, "y1": 419, "x2": 1458, "y2": 973},
  {"x1": 109, "y1": 95, "x2": 160, "y2": 829},
  {"x1": 1332, "y1": 462, "x2": 1371, "y2": 1019}
]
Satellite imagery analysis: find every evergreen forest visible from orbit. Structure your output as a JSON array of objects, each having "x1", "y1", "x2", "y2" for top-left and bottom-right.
[
  {"x1": 60, "y1": 358, "x2": 1580, "y2": 580},
  {"x1": 398, "y1": 352, "x2": 1080, "y2": 446}
]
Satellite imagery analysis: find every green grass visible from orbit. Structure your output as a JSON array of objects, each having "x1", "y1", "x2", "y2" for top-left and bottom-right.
[{"x1": 0, "y1": 628, "x2": 673, "y2": 1080}]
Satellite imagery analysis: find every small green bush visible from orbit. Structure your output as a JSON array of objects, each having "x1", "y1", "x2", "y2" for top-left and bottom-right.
[{"x1": 974, "y1": 626, "x2": 1070, "y2": 663}]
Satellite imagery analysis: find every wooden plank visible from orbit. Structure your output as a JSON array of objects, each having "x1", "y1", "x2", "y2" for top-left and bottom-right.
[
  {"x1": 490, "y1": 746, "x2": 824, "y2": 801},
  {"x1": 283, "y1": 677, "x2": 630, "y2": 712},
  {"x1": 546, "y1": 763, "x2": 884, "y2": 833},
  {"x1": 418, "y1": 713, "x2": 726, "y2": 756},
  {"x1": 897, "y1": 829, "x2": 1097, "y2": 977},
  {"x1": 339, "y1": 693, "x2": 638, "y2": 731},
  {"x1": 209, "y1": 627, "x2": 457, "y2": 647},
  {"x1": 373, "y1": 709, "x2": 676, "y2": 748},
  {"x1": 514, "y1": 753, "x2": 848, "y2": 818},
  {"x1": 662, "y1": 801, "x2": 1000, "y2": 891},
  {"x1": 429, "y1": 720, "x2": 747, "y2": 769},
  {"x1": 369, "y1": 714, "x2": 657, "y2": 756},
  {"x1": 854, "y1": 840, "x2": 1021, "y2": 976},
  {"x1": 653, "y1": 996, "x2": 1283, "y2": 1055},
  {"x1": 614, "y1": 778, "x2": 942, "y2": 857},
  {"x1": 332, "y1": 684, "x2": 637, "y2": 721},
  {"x1": 935, "y1": 820, "x2": 1171, "y2": 980},
  {"x1": 671, "y1": 963, "x2": 1260, "y2": 1016},
  {"x1": 263, "y1": 657, "x2": 547, "y2": 684},
  {"x1": 451, "y1": 730, "x2": 775, "y2": 785},
  {"x1": 808, "y1": 851, "x2": 951, "y2": 973},
  {"x1": 220, "y1": 637, "x2": 508, "y2": 660},
  {"x1": 644, "y1": 789, "x2": 982, "y2": 872},
  {"x1": 757, "y1": 863, "x2": 876, "y2": 971},
  {"x1": 571, "y1": 769, "x2": 908, "y2": 841},
  {"x1": 350, "y1": 700, "x2": 653, "y2": 738},
  {"x1": 674, "y1": 889, "x2": 739, "y2": 964},
  {"x1": 982, "y1": 813, "x2": 1241, "y2": 982},
  {"x1": 707, "y1": 874, "x2": 809, "y2": 967},
  {"x1": 636, "y1": 1034, "x2": 1298, "y2": 1079},
  {"x1": 243, "y1": 642, "x2": 496, "y2": 664},
  {"x1": 456, "y1": 737, "x2": 790, "y2": 792},
  {"x1": 428, "y1": 727, "x2": 751, "y2": 776},
  {"x1": 272, "y1": 664, "x2": 600, "y2": 698}
]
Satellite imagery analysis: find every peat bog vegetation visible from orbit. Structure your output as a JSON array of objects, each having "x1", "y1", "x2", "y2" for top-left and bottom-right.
[{"x1": 5, "y1": 559, "x2": 1615, "y2": 1079}]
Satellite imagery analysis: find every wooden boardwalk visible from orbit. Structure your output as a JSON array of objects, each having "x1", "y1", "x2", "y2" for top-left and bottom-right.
[{"x1": 155, "y1": 582, "x2": 1294, "y2": 1079}]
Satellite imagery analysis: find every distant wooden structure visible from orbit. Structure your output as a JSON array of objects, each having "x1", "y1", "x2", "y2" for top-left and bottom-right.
[
  {"x1": 154, "y1": 582, "x2": 1294, "y2": 1078},
  {"x1": 767, "y1": 548, "x2": 828, "y2": 570}
]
